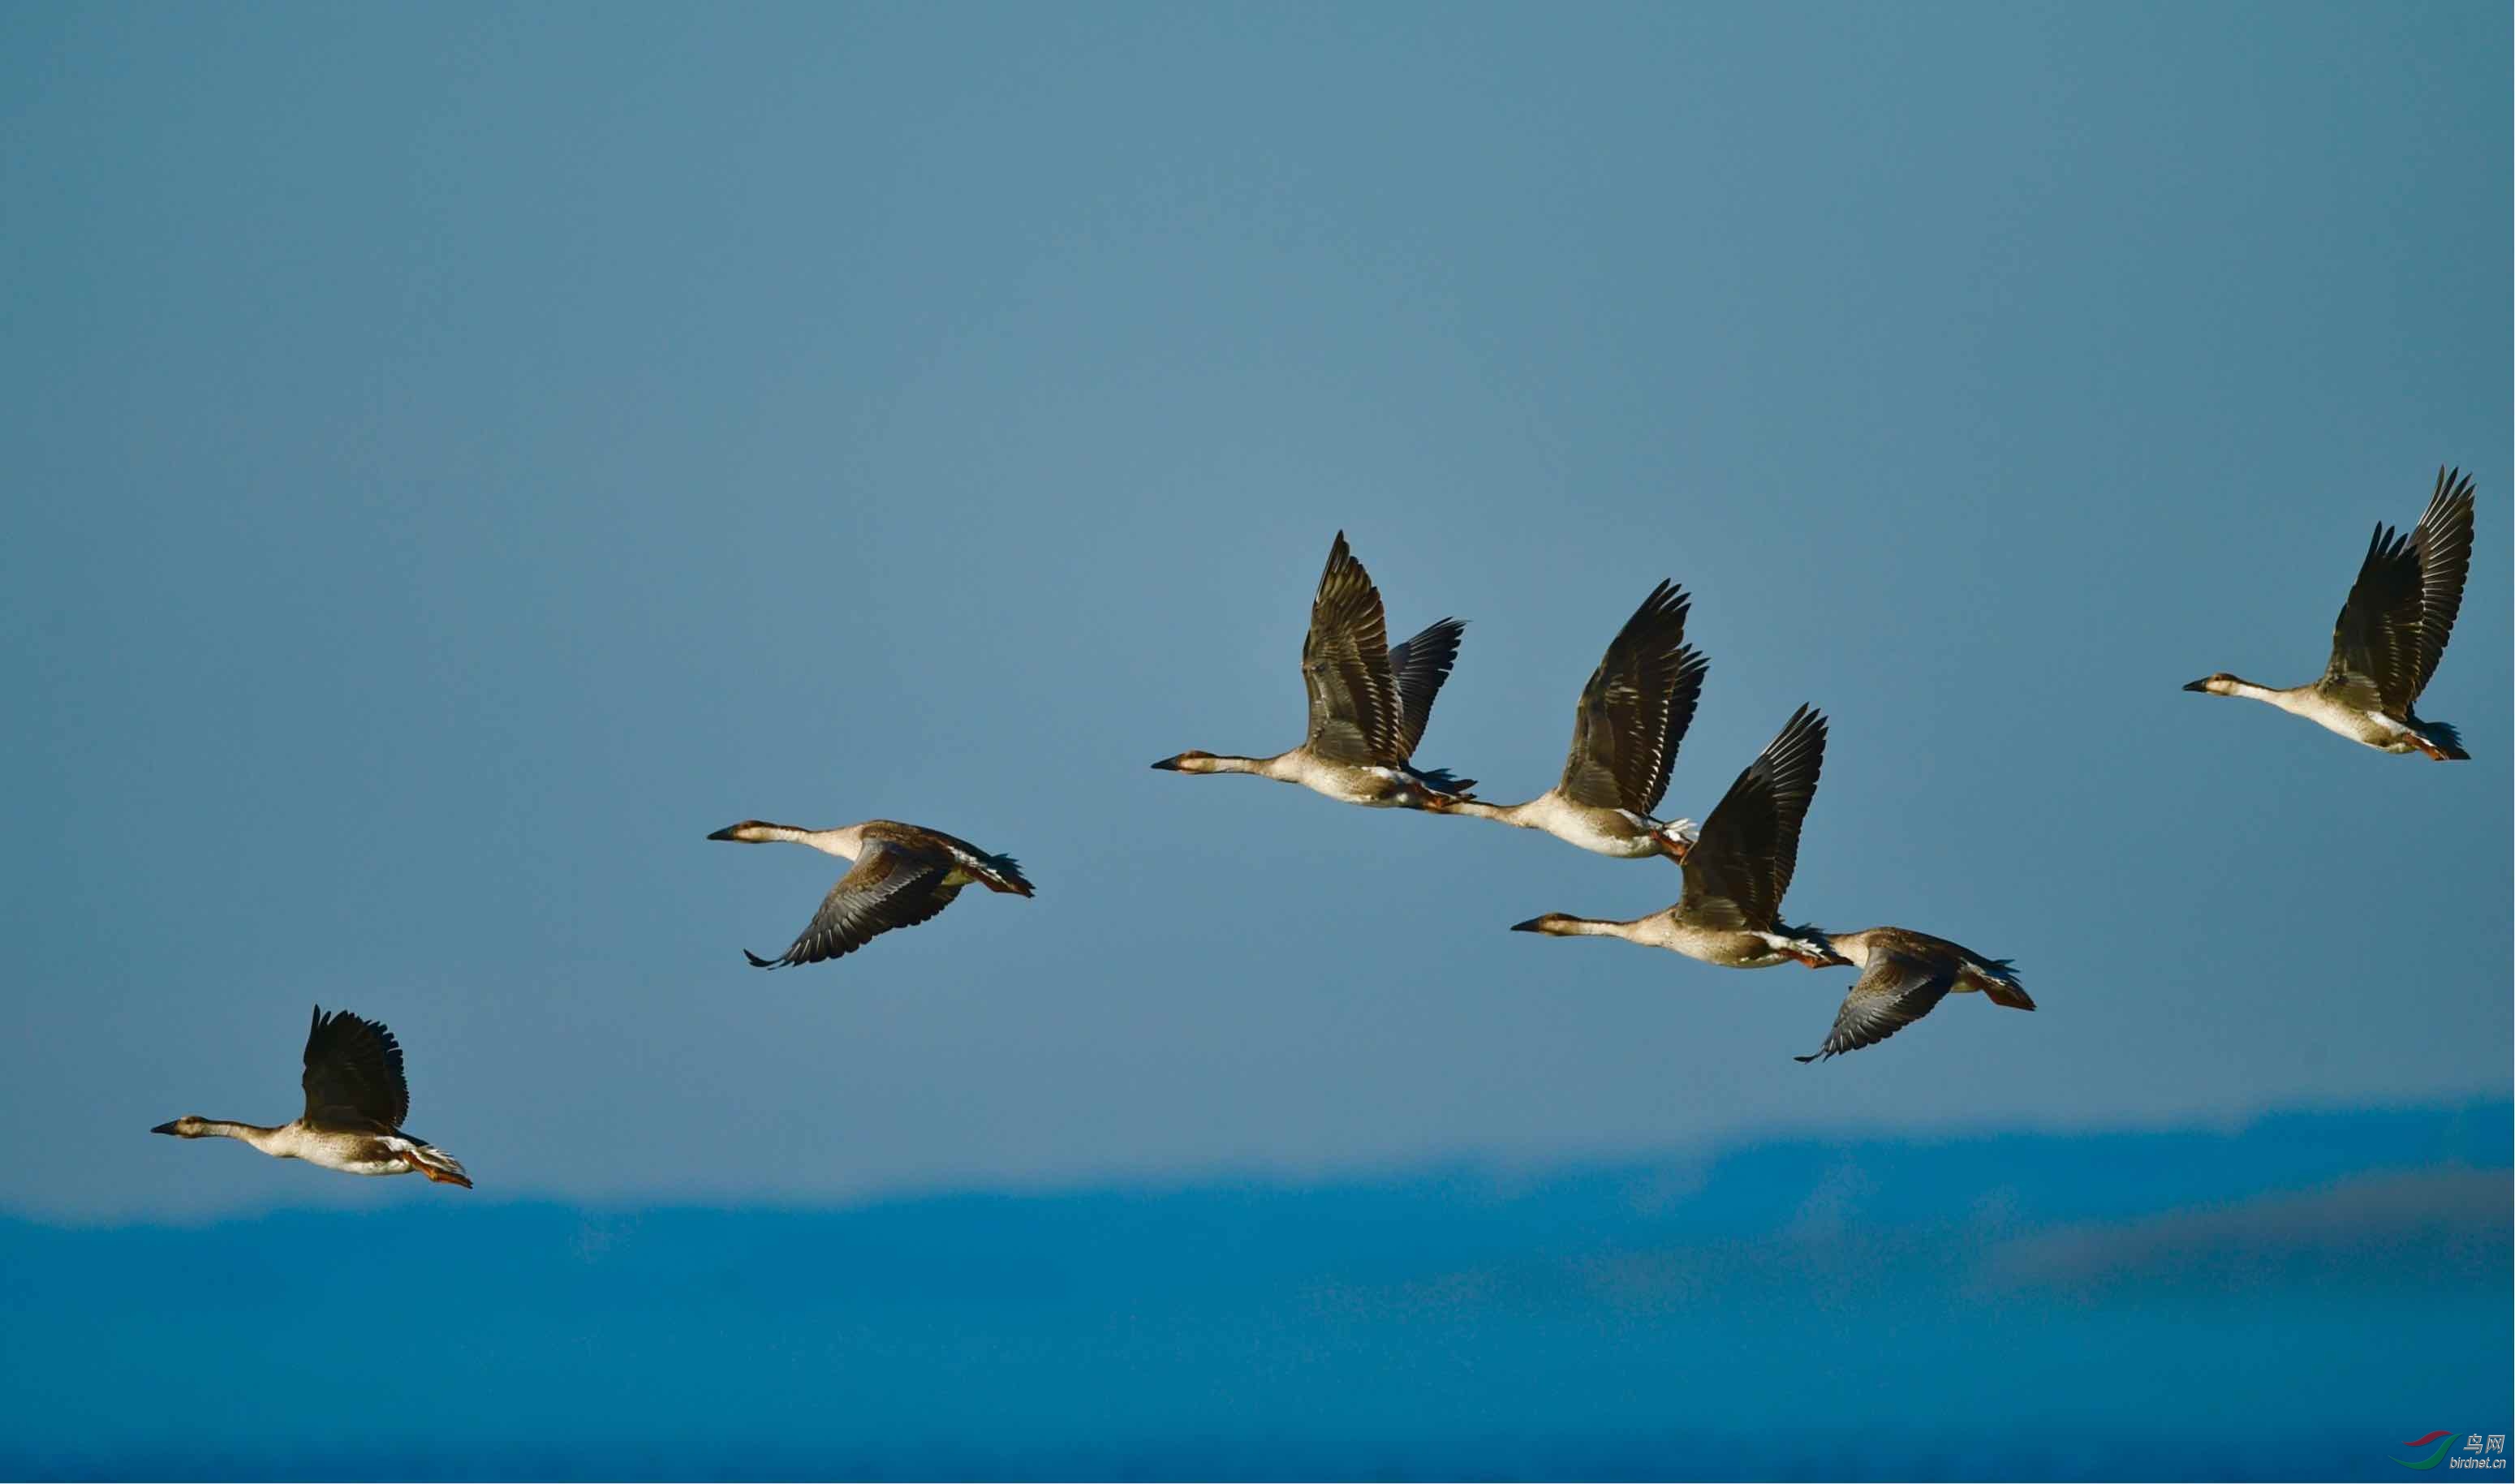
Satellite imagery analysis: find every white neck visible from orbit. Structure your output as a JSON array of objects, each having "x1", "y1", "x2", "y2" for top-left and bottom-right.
[
  {"x1": 802, "y1": 826, "x2": 864, "y2": 859},
  {"x1": 1443, "y1": 796, "x2": 1544, "y2": 827},
  {"x1": 751, "y1": 824, "x2": 862, "y2": 858},
  {"x1": 202, "y1": 1120, "x2": 291, "y2": 1156},
  {"x1": 1177, "y1": 754, "x2": 1281, "y2": 778},
  {"x1": 2211, "y1": 677, "x2": 2310, "y2": 711},
  {"x1": 1533, "y1": 914, "x2": 1654, "y2": 940}
]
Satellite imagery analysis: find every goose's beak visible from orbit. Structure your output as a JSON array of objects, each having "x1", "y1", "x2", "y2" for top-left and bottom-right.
[
  {"x1": 1148, "y1": 757, "x2": 1182, "y2": 771},
  {"x1": 1509, "y1": 917, "x2": 1545, "y2": 933},
  {"x1": 149, "y1": 1121, "x2": 179, "y2": 1135},
  {"x1": 705, "y1": 826, "x2": 740, "y2": 841},
  {"x1": 2181, "y1": 679, "x2": 2210, "y2": 693}
]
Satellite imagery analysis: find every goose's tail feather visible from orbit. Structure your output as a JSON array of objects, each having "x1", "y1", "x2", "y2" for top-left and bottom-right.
[
  {"x1": 1978, "y1": 957, "x2": 2035, "y2": 1010},
  {"x1": 977, "y1": 854, "x2": 1035, "y2": 897},
  {"x1": 2416, "y1": 719, "x2": 2468, "y2": 761},
  {"x1": 401, "y1": 1142, "x2": 472, "y2": 1189}
]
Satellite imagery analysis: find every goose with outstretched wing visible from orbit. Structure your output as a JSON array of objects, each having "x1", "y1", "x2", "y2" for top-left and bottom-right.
[
  {"x1": 2186, "y1": 467, "x2": 2476, "y2": 759},
  {"x1": 707, "y1": 818, "x2": 1033, "y2": 969},
  {"x1": 1794, "y1": 927, "x2": 2033, "y2": 1063},
  {"x1": 151, "y1": 1006, "x2": 471, "y2": 1187},
  {"x1": 1429, "y1": 580, "x2": 1708, "y2": 858},
  {"x1": 1511, "y1": 705, "x2": 1837, "y2": 969},
  {"x1": 1152, "y1": 531, "x2": 1475, "y2": 808}
]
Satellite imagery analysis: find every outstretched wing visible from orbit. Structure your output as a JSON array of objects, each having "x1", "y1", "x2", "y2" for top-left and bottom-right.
[
  {"x1": 861, "y1": 821, "x2": 1036, "y2": 898},
  {"x1": 302, "y1": 1005, "x2": 411, "y2": 1129},
  {"x1": 1559, "y1": 581, "x2": 1704, "y2": 815},
  {"x1": 2320, "y1": 520, "x2": 2425, "y2": 715},
  {"x1": 1796, "y1": 953, "x2": 1957, "y2": 1063},
  {"x1": 1387, "y1": 617, "x2": 1466, "y2": 763},
  {"x1": 1301, "y1": 531, "x2": 1404, "y2": 765},
  {"x1": 1677, "y1": 706, "x2": 1826, "y2": 931},
  {"x1": 748, "y1": 841, "x2": 962, "y2": 969},
  {"x1": 2407, "y1": 467, "x2": 2475, "y2": 704}
]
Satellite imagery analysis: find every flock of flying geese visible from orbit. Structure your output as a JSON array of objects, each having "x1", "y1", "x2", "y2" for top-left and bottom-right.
[{"x1": 152, "y1": 469, "x2": 2482, "y2": 1191}]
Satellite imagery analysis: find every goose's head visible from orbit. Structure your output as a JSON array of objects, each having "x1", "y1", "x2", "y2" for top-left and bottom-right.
[
  {"x1": 2183, "y1": 673, "x2": 2239, "y2": 696},
  {"x1": 151, "y1": 1116, "x2": 209, "y2": 1138},
  {"x1": 706, "y1": 819, "x2": 778, "y2": 843},
  {"x1": 1150, "y1": 751, "x2": 1217, "y2": 772}
]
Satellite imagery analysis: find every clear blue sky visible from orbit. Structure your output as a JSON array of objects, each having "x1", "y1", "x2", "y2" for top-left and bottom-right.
[{"x1": 2, "y1": 1, "x2": 2506, "y2": 1228}]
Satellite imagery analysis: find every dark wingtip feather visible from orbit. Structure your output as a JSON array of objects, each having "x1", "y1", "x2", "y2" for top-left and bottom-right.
[
  {"x1": 1636, "y1": 579, "x2": 1692, "y2": 630},
  {"x1": 742, "y1": 949, "x2": 778, "y2": 969},
  {"x1": 1321, "y1": 530, "x2": 1358, "y2": 582}
]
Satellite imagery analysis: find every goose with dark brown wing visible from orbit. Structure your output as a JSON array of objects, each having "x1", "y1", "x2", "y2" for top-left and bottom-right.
[
  {"x1": 1510, "y1": 706, "x2": 1837, "y2": 969},
  {"x1": 1794, "y1": 927, "x2": 2033, "y2": 1063},
  {"x1": 1428, "y1": 579, "x2": 1708, "y2": 859},
  {"x1": 707, "y1": 818, "x2": 1033, "y2": 968},
  {"x1": 150, "y1": 1006, "x2": 471, "y2": 1186},
  {"x1": 1151, "y1": 531, "x2": 1475, "y2": 809},
  {"x1": 2186, "y1": 467, "x2": 2477, "y2": 759}
]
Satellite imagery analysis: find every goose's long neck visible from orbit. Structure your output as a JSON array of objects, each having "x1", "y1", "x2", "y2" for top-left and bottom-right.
[
  {"x1": 201, "y1": 1121, "x2": 290, "y2": 1155},
  {"x1": 1179, "y1": 753, "x2": 1291, "y2": 779},
  {"x1": 1522, "y1": 913, "x2": 1654, "y2": 940},
  {"x1": 759, "y1": 824, "x2": 863, "y2": 858},
  {"x1": 1441, "y1": 796, "x2": 1541, "y2": 827},
  {"x1": 2223, "y1": 677, "x2": 2310, "y2": 709}
]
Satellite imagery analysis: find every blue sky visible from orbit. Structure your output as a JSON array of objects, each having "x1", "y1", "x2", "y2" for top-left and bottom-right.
[
  {"x1": 6, "y1": 0, "x2": 2504, "y2": 1223},
  {"x1": 2, "y1": 3, "x2": 2506, "y2": 1474}
]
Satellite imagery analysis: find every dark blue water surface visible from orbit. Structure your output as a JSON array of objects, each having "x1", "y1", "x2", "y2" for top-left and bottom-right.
[{"x1": 6, "y1": 1103, "x2": 2506, "y2": 1480}]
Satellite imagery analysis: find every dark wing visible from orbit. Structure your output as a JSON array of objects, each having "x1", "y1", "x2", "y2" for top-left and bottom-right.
[
  {"x1": 1676, "y1": 706, "x2": 1826, "y2": 931},
  {"x1": 1796, "y1": 953, "x2": 1956, "y2": 1062},
  {"x1": 861, "y1": 821, "x2": 1035, "y2": 897},
  {"x1": 301, "y1": 1005, "x2": 411, "y2": 1129},
  {"x1": 1559, "y1": 581, "x2": 1704, "y2": 815},
  {"x1": 2319, "y1": 520, "x2": 2425, "y2": 715},
  {"x1": 2407, "y1": 467, "x2": 2476, "y2": 703},
  {"x1": 1387, "y1": 617, "x2": 1467, "y2": 763},
  {"x1": 748, "y1": 841, "x2": 961, "y2": 969},
  {"x1": 1301, "y1": 531, "x2": 1403, "y2": 765}
]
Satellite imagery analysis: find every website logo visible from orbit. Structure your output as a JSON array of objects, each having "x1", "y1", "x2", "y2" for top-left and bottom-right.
[{"x1": 2396, "y1": 1433, "x2": 2508, "y2": 1471}]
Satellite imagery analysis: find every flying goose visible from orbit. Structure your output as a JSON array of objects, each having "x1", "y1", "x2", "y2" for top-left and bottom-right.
[
  {"x1": 2186, "y1": 467, "x2": 2476, "y2": 759},
  {"x1": 151, "y1": 1006, "x2": 472, "y2": 1187},
  {"x1": 1511, "y1": 705, "x2": 1836, "y2": 968},
  {"x1": 1794, "y1": 927, "x2": 2033, "y2": 1062},
  {"x1": 1152, "y1": 531, "x2": 1474, "y2": 808},
  {"x1": 1428, "y1": 580, "x2": 1708, "y2": 858},
  {"x1": 707, "y1": 818, "x2": 1033, "y2": 968}
]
